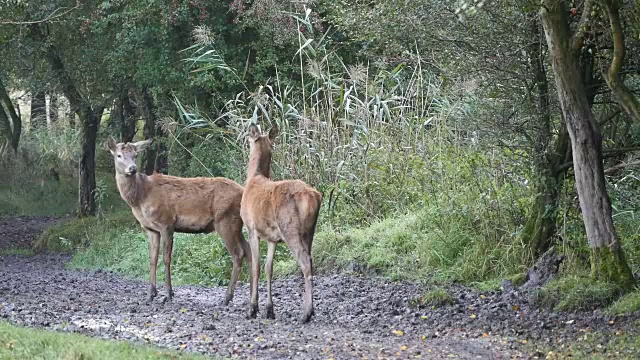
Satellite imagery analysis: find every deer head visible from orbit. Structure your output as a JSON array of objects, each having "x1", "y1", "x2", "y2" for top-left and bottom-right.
[
  {"x1": 106, "y1": 136, "x2": 152, "y2": 176},
  {"x1": 246, "y1": 124, "x2": 278, "y2": 179}
]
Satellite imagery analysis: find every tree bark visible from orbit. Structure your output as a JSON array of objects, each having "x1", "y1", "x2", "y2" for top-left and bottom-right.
[
  {"x1": 48, "y1": 94, "x2": 58, "y2": 124},
  {"x1": 30, "y1": 91, "x2": 47, "y2": 129},
  {"x1": 121, "y1": 93, "x2": 137, "y2": 143},
  {"x1": 137, "y1": 87, "x2": 167, "y2": 174},
  {"x1": 78, "y1": 106, "x2": 103, "y2": 217},
  {"x1": 522, "y1": 15, "x2": 569, "y2": 257},
  {"x1": 0, "y1": 76, "x2": 22, "y2": 151},
  {"x1": 540, "y1": 0, "x2": 634, "y2": 289}
]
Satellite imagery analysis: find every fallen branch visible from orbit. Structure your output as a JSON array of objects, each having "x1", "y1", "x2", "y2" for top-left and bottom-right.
[{"x1": 604, "y1": 159, "x2": 640, "y2": 175}]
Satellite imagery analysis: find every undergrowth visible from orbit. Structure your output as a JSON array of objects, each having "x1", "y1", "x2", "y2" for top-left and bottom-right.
[
  {"x1": 0, "y1": 321, "x2": 208, "y2": 360},
  {"x1": 532, "y1": 275, "x2": 622, "y2": 312}
]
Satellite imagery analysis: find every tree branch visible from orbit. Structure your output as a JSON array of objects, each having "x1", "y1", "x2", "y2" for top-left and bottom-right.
[
  {"x1": 603, "y1": 0, "x2": 640, "y2": 122},
  {"x1": 556, "y1": 146, "x2": 640, "y2": 173},
  {"x1": 572, "y1": 0, "x2": 594, "y2": 51},
  {"x1": 604, "y1": 160, "x2": 640, "y2": 175},
  {"x1": 0, "y1": 3, "x2": 80, "y2": 25}
]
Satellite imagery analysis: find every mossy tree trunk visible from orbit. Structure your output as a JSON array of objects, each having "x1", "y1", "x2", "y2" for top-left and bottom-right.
[
  {"x1": 0, "y1": 76, "x2": 21, "y2": 151},
  {"x1": 540, "y1": 0, "x2": 634, "y2": 289},
  {"x1": 521, "y1": 15, "x2": 570, "y2": 257}
]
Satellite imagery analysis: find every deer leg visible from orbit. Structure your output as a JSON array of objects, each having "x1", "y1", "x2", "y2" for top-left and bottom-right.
[
  {"x1": 217, "y1": 220, "x2": 246, "y2": 306},
  {"x1": 290, "y1": 241, "x2": 314, "y2": 324},
  {"x1": 265, "y1": 241, "x2": 276, "y2": 319},
  {"x1": 161, "y1": 229, "x2": 175, "y2": 304},
  {"x1": 146, "y1": 230, "x2": 160, "y2": 304},
  {"x1": 246, "y1": 228, "x2": 260, "y2": 319}
]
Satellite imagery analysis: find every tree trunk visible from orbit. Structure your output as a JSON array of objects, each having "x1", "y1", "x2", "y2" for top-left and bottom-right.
[
  {"x1": 137, "y1": 87, "x2": 167, "y2": 175},
  {"x1": 0, "y1": 77, "x2": 21, "y2": 151},
  {"x1": 30, "y1": 91, "x2": 47, "y2": 129},
  {"x1": 522, "y1": 15, "x2": 569, "y2": 257},
  {"x1": 48, "y1": 94, "x2": 58, "y2": 125},
  {"x1": 0, "y1": 101, "x2": 13, "y2": 147},
  {"x1": 78, "y1": 106, "x2": 103, "y2": 217},
  {"x1": 121, "y1": 93, "x2": 137, "y2": 143},
  {"x1": 540, "y1": 0, "x2": 634, "y2": 289},
  {"x1": 30, "y1": 23, "x2": 100, "y2": 216}
]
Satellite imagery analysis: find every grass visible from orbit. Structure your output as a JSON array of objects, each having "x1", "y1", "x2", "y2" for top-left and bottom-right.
[
  {"x1": 0, "y1": 248, "x2": 34, "y2": 256},
  {"x1": 532, "y1": 275, "x2": 622, "y2": 312},
  {"x1": 0, "y1": 180, "x2": 78, "y2": 216},
  {"x1": 410, "y1": 287, "x2": 457, "y2": 308},
  {"x1": 309, "y1": 207, "x2": 531, "y2": 284},
  {"x1": 527, "y1": 319, "x2": 640, "y2": 360},
  {"x1": 0, "y1": 321, "x2": 210, "y2": 360},
  {"x1": 607, "y1": 290, "x2": 640, "y2": 315}
]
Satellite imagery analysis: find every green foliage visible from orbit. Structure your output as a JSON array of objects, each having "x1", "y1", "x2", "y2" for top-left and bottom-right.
[
  {"x1": 411, "y1": 287, "x2": 457, "y2": 307},
  {"x1": 532, "y1": 276, "x2": 622, "y2": 312},
  {"x1": 0, "y1": 321, "x2": 208, "y2": 360},
  {"x1": 607, "y1": 290, "x2": 640, "y2": 315}
]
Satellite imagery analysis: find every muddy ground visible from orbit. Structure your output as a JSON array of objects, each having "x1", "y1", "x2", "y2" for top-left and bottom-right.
[{"x1": 0, "y1": 216, "x2": 638, "y2": 359}]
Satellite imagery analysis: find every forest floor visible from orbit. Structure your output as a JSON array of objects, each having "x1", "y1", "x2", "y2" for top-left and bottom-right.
[{"x1": 0, "y1": 217, "x2": 639, "y2": 359}]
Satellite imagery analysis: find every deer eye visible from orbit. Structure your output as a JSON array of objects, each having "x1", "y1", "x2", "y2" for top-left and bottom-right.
[{"x1": 117, "y1": 154, "x2": 122, "y2": 158}]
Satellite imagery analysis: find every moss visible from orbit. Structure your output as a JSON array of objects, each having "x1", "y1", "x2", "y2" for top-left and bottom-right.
[
  {"x1": 607, "y1": 290, "x2": 640, "y2": 315},
  {"x1": 411, "y1": 287, "x2": 457, "y2": 308},
  {"x1": 590, "y1": 246, "x2": 635, "y2": 291},
  {"x1": 532, "y1": 275, "x2": 621, "y2": 312},
  {"x1": 471, "y1": 279, "x2": 502, "y2": 292},
  {"x1": 507, "y1": 272, "x2": 528, "y2": 287}
]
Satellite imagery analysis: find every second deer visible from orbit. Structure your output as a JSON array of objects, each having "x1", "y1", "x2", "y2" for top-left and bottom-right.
[
  {"x1": 106, "y1": 136, "x2": 251, "y2": 305},
  {"x1": 240, "y1": 124, "x2": 322, "y2": 323}
]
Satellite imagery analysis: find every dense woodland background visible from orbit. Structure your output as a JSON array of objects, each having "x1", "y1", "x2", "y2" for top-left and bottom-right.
[{"x1": 2, "y1": 0, "x2": 640, "y2": 312}]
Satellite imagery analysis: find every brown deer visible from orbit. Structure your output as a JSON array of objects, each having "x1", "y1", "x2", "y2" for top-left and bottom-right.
[
  {"x1": 106, "y1": 136, "x2": 251, "y2": 305},
  {"x1": 240, "y1": 124, "x2": 322, "y2": 323}
]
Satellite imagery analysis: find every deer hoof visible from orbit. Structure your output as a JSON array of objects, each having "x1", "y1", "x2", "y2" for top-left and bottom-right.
[
  {"x1": 222, "y1": 294, "x2": 232, "y2": 306},
  {"x1": 265, "y1": 305, "x2": 275, "y2": 319},
  {"x1": 299, "y1": 309, "x2": 313, "y2": 324},
  {"x1": 246, "y1": 304, "x2": 258, "y2": 319},
  {"x1": 161, "y1": 295, "x2": 173, "y2": 305},
  {"x1": 146, "y1": 287, "x2": 157, "y2": 304}
]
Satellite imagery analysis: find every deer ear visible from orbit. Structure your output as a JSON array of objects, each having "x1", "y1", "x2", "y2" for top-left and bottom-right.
[
  {"x1": 268, "y1": 125, "x2": 279, "y2": 142},
  {"x1": 247, "y1": 124, "x2": 261, "y2": 140},
  {"x1": 106, "y1": 136, "x2": 117, "y2": 155},
  {"x1": 132, "y1": 139, "x2": 153, "y2": 152}
]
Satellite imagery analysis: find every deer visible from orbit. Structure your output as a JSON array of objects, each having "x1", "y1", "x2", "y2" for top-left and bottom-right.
[
  {"x1": 240, "y1": 124, "x2": 323, "y2": 323},
  {"x1": 106, "y1": 136, "x2": 251, "y2": 305}
]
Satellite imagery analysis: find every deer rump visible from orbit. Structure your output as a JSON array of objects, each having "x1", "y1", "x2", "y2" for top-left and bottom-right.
[{"x1": 243, "y1": 178, "x2": 321, "y2": 243}]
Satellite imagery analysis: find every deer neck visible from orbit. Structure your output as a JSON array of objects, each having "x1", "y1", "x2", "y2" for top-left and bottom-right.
[
  {"x1": 115, "y1": 172, "x2": 148, "y2": 207},
  {"x1": 246, "y1": 146, "x2": 271, "y2": 182}
]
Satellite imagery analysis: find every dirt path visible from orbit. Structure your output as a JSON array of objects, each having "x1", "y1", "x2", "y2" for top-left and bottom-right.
[{"x1": 0, "y1": 217, "x2": 635, "y2": 359}]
